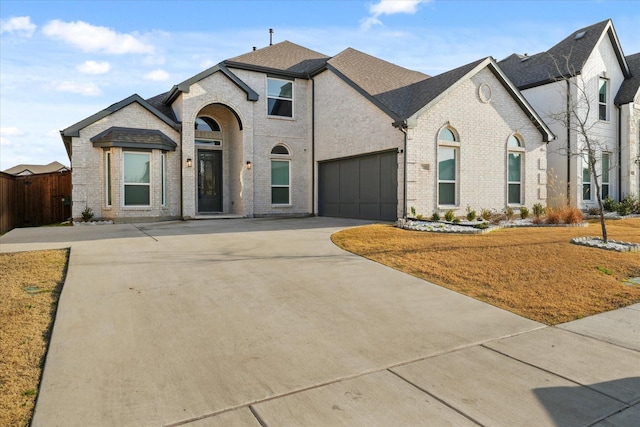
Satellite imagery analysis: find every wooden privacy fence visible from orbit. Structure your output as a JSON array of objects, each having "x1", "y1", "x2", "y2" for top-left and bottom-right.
[{"x1": 0, "y1": 170, "x2": 71, "y2": 234}]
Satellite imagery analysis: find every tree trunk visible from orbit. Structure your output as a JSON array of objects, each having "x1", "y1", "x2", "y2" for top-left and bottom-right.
[{"x1": 590, "y1": 155, "x2": 608, "y2": 243}]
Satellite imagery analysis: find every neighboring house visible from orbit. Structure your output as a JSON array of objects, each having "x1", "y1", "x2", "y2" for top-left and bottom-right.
[
  {"x1": 3, "y1": 161, "x2": 69, "y2": 176},
  {"x1": 61, "y1": 41, "x2": 552, "y2": 223},
  {"x1": 615, "y1": 52, "x2": 640, "y2": 199},
  {"x1": 499, "y1": 19, "x2": 636, "y2": 208}
]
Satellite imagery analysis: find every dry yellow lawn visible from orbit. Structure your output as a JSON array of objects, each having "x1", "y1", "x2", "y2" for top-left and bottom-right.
[
  {"x1": 332, "y1": 219, "x2": 640, "y2": 325},
  {"x1": 0, "y1": 249, "x2": 68, "y2": 427}
]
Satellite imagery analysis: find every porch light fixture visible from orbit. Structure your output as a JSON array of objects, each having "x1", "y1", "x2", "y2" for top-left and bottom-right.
[
  {"x1": 186, "y1": 158, "x2": 192, "y2": 168},
  {"x1": 246, "y1": 161, "x2": 252, "y2": 170}
]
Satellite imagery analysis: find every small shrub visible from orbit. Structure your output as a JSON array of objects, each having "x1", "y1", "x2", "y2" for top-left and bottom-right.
[
  {"x1": 474, "y1": 222, "x2": 489, "y2": 230},
  {"x1": 588, "y1": 207, "x2": 601, "y2": 216},
  {"x1": 480, "y1": 208, "x2": 492, "y2": 221},
  {"x1": 452, "y1": 218, "x2": 461, "y2": 224},
  {"x1": 431, "y1": 212, "x2": 440, "y2": 221},
  {"x1": 466, "y1": 209, "x2": 477, "y2": 221},
  {"x1": 617, "y1": 194, "x2": 638, "y2": 216},
  {"x1": 602, "y1": 196, "x2": 617, "y2": 212},
  {"x1": 545, "y1": 208, "x2": 561, "y2": 224},
  {"x1": 444, "y1": 210, "x2": 455, "y2": 222},
  {"x1": 520, "y1": 207, "x2": 529, "y2": 219},
  {"x1": 410, "y1": 206, "x2": 416, "y2": 218},
  {"x1": 81, "y1": 206, "x2": 94, "y2": 222},
  {"x1": 560, "y1": 206, "x2": 583, "y2": 224},
  {"x1": 532, "y1": 203, "x2": 545, "y2": 218},
  {"x1": 505, "y1": 206, "x2": 514, "y2": 220},
  {"x1": 616, "y1": 203, "x2": 631, "y2": 216},
  {"x1": 416, "y1": 214, "x2": 423, "y2": 220}
]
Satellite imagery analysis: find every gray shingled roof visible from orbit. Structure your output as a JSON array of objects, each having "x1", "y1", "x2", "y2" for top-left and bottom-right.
[
  {"x1": 379, "y1": 58, "x2": 486, "y2": 119},
  {"x1": 499, "y1": 19, "x2": 629, "y2": 89},
  {"x1": 90, "y1": 127, "x2": 177, "y2": 151},
  {"x1": 615, "y1": 52, "x2": 640, "y2": 105},
  {"x1": 327, "y1": 48, "x2": 429, "y2": 98},
  {"x1": 225, "y1": 40, "x2": 329, "y2": 76},
  {"x1": 146, "y1": 91, "x2": 177, "y2": 122}
]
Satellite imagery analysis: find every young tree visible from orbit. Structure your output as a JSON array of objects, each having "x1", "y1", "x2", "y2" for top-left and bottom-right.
[{"x1": 547, "y1": 55, "x2": 615, "y2": 243}]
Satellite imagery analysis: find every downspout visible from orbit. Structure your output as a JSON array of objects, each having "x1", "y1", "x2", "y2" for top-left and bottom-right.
[
  {"x1": 398, "y1": 122, "x2": 408, "y2": 219},
  {"x1": 566, "y1": 79, "x2": 571, "y2": 204},
  {"x1": 180, "y1": 135, "x2": 184, "y2": 220},
  {"x1": 311, "y1": 76, "x2": 316, "y2": 216}
]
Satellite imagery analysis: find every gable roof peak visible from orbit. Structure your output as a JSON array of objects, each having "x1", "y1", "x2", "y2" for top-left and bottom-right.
[{"x1": 225, "y1": 40, "x2": 329, "y2": 76}]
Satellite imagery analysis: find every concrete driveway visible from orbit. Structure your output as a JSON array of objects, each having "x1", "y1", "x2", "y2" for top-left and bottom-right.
[{"x1": 1, "y1": 217, "x2": 638, "y2": 426}]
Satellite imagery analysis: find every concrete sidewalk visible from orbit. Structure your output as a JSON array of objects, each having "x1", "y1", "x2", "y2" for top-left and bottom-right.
[{"x1": 1, "y1": 217, "x2": 638, "y2": 426}]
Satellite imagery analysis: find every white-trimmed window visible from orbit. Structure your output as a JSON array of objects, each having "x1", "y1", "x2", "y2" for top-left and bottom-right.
[
  {"x1": 161, "y1": 153, "x2": 166, "y2": 206},
  {"x1": 123, "y1": 152, "x2": 151, "y2": 206},
  {"x1": 582, "y1": 152, "x2": 592, "y2": 201},
  {"x1": 601, "y1": 152, "x2": 610, "y2": 199},
  {"x1": 507, "y1": 135, "x2": 524, "y2": 205},
  {"x1": 105, "y1": 151, "x2": 112, "y2": 207},
  {"x1": 438, "y1": 127, "x2": 459, "y2": 206},
  {"x1": 598, "y1": 78, "x2": 609, "y2": 121},
  {"x1": 267, "y1": 77, "x2": 293, "y2": 118},
  {"x1": 271, "y1": 145, "x2": 291, "y2": 204}
]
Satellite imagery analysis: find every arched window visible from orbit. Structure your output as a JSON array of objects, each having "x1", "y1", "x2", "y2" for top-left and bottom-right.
[
  {"x1": 507, "y1": 134, "x2": 524, "y2": 205},
  {"x1": 195, "y1": 117, "x2": 221, "y2": 132},
  {"x1": 438, "y1": 127, "x2": 459, "y2": 206},
  {"x1": 271, "y1": 145, "x2": 289, "y2": 155},
  {"x1": 270, "y1": 145, "x2": 291, "y2": 205}
]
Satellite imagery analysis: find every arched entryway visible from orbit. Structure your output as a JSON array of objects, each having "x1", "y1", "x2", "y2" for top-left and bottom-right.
[{"x1": 193, "y1": 103, "x2": 244, "y2": 215}]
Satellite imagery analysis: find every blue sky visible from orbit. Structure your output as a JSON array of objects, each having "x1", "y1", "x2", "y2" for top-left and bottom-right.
[{"x1": 1, "y1": 0, "x2": 639, "y2": 170}]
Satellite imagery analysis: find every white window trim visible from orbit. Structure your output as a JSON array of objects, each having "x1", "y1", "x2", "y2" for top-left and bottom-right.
[
  {"x1": 271, "y1": 158, "x2": 291, "y2": 206},
  {"x1": 598, "y1": 77, "x2": 609, "y2": 122},
  {"x1": 582, "y1": 152, "x2": 592, "y2": 202},
  {"x1": 161, "y1": 152, "x2": 166, "y2": 207},
  {"x1": 507, "y1": 135, "x2": 525, "y2": 206},
  {"x1": 437, "y1": 145, "x2": 459, "y2": 207},
  {"x1": 105, "y1": 151, "x2": 112, "y2": 208},
  {"x1": 267, "y1": 77, "x2": 294, "y2": 119},
  {"x1": 122, "y1": 151, "x2": 152, "y2": 208}
]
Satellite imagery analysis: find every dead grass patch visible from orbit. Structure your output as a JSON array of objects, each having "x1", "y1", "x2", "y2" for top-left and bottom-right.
[
  {"x1": 0, "y1": 249, "x2": 68, "y2": 427},
  {"x1": 332, "y1": 219, "x2": 640, "y2": 325}
]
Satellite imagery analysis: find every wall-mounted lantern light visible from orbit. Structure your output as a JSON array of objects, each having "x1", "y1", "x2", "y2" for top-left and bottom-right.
[
  {"x1": 186, "y1": 158, "x2": 192, "y2": 168},
  {"x1": 246, "y1": 161, "x2": 252, "y2": 170}
]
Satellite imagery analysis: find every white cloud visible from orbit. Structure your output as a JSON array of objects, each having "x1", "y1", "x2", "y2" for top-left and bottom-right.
[
  {"x1": 42, "y1": 20, "x2": 154, "y2": 54},
  {"x1": 76, "y1": 60, "x2": 111, "y2": 75},
  {"x1": 0, "y1": 127, "x2": 26, "y2": 137},
  {"x1": 0, "y1": 16, "x2": 36, "y2": 37},
  {"x1": 143, "y1": 69, "x2": 170, "y2": 81},
  {"x1": 0, "y1": 127, "x2": 26, "y2": 147},
  {"x1": 360, "y1": 0, "x2": 429, "y2": 30},
  {"x1": 55, "y1": 81, "x2": 102, "y2": 96}
]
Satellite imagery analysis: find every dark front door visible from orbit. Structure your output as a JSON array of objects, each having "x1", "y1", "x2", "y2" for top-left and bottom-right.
[{"x1": 198, "y1": 150, "x2": 222, "y2": 212}]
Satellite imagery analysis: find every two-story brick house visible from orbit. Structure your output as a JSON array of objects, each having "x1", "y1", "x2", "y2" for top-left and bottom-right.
[
  {"x1": 61, "y1": 41, "x2": 552, "y2": 222},
  {"x1": 500, "y1": 19, "x2": 638, "y2": 208}
]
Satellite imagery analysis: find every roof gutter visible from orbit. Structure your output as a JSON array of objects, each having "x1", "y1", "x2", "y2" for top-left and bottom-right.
[{"x1": 394, "y1": 120, "x2": 409, "y2": 219}]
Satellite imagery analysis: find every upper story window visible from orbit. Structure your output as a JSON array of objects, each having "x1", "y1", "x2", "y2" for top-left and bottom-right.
[
  {"x1": 267, "y1": 77, "x2": 293, "y2": 118},
  {"x1": 598, "y1": 78, "x2": 608, "y2": 121}
]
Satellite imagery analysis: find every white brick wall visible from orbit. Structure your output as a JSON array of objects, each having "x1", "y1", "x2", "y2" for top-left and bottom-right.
[
  {"x1": 70, "y1": 102, "x2": 181, "y2": 222},
  {"x1": 406, "y1": 67, "x2": 547, "y2": 218}
]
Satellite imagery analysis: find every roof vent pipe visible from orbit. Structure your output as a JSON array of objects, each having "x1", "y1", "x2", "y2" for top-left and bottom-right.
[{"x1": 269, "y1": 28, "x2": 273, "y2": 46}]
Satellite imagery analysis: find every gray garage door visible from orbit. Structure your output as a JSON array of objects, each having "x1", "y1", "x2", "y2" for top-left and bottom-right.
[{"x1": 319, "y1": 150, "x2": 398, "y2": 221}]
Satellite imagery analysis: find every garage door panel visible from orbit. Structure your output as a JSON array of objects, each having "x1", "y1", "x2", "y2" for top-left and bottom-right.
[{"x1": 319, "y1": 151, "x2": 397, "y2": 221}]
